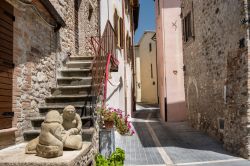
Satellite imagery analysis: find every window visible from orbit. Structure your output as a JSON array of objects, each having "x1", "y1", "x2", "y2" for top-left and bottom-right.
[
  {"x1": 114, "y1": 10, "x2": 118, "y2": 45},
  {"x1": 88, "y1": 3, "x2": 93, "y2": 21},
  {"x1": 119, "y1": 18, "x2": 124, "y2": 48},
  {"x1": 125, "y1": 0, "x2": 128, "y2": 12},
  {"x1": 126, "y1": 34, "x2": 132, "y2": 62},
  {"x1": 183, "y1": 12, "x2": 194, "y2": 42},
  {"x1": 158, "y1": 0, "x2": 160, "y2": 15},
  {"x1": 74, "y1": 0, "x2": 79, "y2": 54},
  {"x1": 151, "y1": 64, "x2": 153, "y2": 78},
  {"x1": 149, "y1": 43, "x2": 152, "y2": 52}
]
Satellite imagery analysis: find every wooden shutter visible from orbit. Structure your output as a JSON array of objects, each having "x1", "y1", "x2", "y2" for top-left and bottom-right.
[
  {"x1": 117, "y1": 17, "x2": 121, "y2": 48},
  {"x1": 0, "y1": 0, "x2": 14, "y2": 130},
  {"x1": 120, "y1": 18, "x2": 124, "y2": 48},
  {"x1": 113, "y1": 10, "x2": 118, "y2": 46}
]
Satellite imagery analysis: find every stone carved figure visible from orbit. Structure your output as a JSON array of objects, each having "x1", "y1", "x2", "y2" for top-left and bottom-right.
[
  {"x1": 25, "y1": 106, "x2": 83, "y2": 158},
  {"x1": 25, "y1": 137, "x2": 39, "y2": 154},
  {"x1": 36, "y1": 110, "x2": 64, "y2": 158},
  {"x1": 62, "y1": 105, "x2": 83, "y2": 150}
]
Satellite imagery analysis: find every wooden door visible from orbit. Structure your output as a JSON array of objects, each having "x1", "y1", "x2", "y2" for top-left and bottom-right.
[{"x1": 0, "y1": 0, "x2": 14, "y2": 130}]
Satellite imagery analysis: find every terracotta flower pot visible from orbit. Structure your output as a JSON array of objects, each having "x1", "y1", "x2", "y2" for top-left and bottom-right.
[{"x1": 104, "y1": 120, "x2": 114, "y2": 129}]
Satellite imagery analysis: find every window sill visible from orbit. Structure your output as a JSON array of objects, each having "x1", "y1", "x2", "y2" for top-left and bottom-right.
[{"x1": 183, "y1": 36, "x2": 195, "y2": 47}]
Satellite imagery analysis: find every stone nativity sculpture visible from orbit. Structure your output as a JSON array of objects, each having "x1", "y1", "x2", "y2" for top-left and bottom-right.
[{"x1": 25, "y1": 105, "x2": 83, "y2": 158}]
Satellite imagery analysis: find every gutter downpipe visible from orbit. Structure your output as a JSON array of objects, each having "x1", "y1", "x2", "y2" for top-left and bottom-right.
[
  {"x1": 131, "y1": 4, "x2": 136, "y2": 116},
  {"x1": 161, "y1": 0, "x2": 167, "y2": 121},
  {"x1": 122, "y1": 0, "x2": 128, "y2": 115}
]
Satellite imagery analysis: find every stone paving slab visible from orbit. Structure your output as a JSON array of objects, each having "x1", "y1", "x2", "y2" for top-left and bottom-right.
[
  {"x1": 115, "y1": 128, "x2": 165, "y2": 165},
  {"x1": 116, "y1": 104, "x2": 250, "y2": 166},
  {"x1": 150, "y1": 121, "x2": 242, "y2": 164}
]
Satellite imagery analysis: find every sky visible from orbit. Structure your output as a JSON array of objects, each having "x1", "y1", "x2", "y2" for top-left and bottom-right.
[{"x1": 134, "y1": 0, "x2": 156, "y2": 44}]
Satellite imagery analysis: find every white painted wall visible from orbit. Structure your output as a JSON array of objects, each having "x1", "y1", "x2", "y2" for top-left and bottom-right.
[{"x1": 100, "y1": 0, "x2": 134, "y2": 116}]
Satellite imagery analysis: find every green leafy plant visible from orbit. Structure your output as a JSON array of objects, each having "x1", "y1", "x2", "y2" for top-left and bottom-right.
[
  {"x1": 95, "y1": 154, "x2": 109, "y2": 166},
  {"x1": 95, "y1": 148, "x2": 125, "y2": 166},
  {"x1": 109, "y1": 148, "x2": 125, "y2": 166},
  {"x1": 115, "y1": 116, "x2": 130, "y2": 135}
]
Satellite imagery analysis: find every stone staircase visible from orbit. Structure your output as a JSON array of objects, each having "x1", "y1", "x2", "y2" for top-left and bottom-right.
[{"x1": 23, "y1": 56, "x2": 96, "y2": 142}]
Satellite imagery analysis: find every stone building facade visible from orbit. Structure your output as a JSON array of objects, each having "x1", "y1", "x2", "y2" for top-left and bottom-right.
[
  {"x1": 0, "y1": 0, "x2": 99, "y2": 149},
  {"x1": 181, "y1": 0, "x2": 250, "y2": 158}
]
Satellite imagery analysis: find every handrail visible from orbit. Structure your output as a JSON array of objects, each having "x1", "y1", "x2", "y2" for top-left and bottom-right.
[{"x1": 87, "y1": 21, "x2": 119, "y2": 106}]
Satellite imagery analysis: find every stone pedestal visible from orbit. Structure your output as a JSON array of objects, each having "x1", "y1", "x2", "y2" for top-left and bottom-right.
[
  {"x1": 36, "y1": 144, "x2": 63, "y2": 158},
  {"x1": 99, "y1": 128, "x2": 115, "y2": 158},
  {"x1": 0, "y1": 142, "x2": 93, "y2": 166}
]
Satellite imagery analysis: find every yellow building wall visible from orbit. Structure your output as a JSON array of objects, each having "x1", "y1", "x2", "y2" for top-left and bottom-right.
[{"x1": 137, "y1": 32, "x2": 158, "y2": 104}]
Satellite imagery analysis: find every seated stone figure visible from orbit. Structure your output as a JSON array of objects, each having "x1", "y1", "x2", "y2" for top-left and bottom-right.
[
  {"x1": 36, "y1": 110, "x2": 64, "y2": 158},
  {"x1": 62, "y1": 105, "x2": 83, "y2": 150}
]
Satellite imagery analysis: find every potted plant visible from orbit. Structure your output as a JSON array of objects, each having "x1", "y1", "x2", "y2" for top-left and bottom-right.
[
  {"x1": 97, "y1": 107, "x2": 117, "y2": 129},
  {"x1": 109, "y1": 108, "x2": 135, "y2": 135},
  {"x1": 103, "y1": 110, "x2": 117, "y2": 129}
]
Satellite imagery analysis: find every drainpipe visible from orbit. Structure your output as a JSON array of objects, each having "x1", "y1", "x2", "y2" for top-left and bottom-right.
[
  {"x1": 161, "y1": 0, "x2": 167, "y2": 121},
  {"x1": 155, "y1": 35, "x2": 159, "y2": 104},
  {"x1": 122, "y1": 0, "x2": 128, "y2": 115},
  {"x1": 131, "y1": 6, "x2": 136, "y2": 115},
  {"x1": 98, "y1": 0, "x2": 101, "y2": 39}
]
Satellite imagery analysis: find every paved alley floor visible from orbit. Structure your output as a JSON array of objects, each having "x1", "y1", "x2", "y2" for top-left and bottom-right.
[{"x1": 115, "y1": 104, "x2": 250, "y2": 166}]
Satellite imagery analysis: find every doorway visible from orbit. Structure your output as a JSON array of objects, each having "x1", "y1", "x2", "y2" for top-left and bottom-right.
[{"x1": 0, "y1": 0, "x2": 14, "y2": 130}]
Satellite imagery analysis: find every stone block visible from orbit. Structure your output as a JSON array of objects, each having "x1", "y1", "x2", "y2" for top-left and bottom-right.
[
  {"x1": 36, "y1": 143, "x2": 63, "y2": 158},
  {"x1": 99, "y1": 128, "x2": 115, "y2": 158},
  {"x1": 0, "y1": 142, "x2": 92, "y2": 166}
]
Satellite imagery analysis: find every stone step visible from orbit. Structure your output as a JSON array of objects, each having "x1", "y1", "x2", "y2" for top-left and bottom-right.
[
  {"x1": 51, "y1": 85, "x2": 92, "y2": 95},
  {"x1": 82, "y1": 127, "x2": 95, "y2": 142},
  {"x1": 60, "y1": 68, "x2": 92, "y2": 77},
  {"x1": 69, "y1": 56, "x2": 94, "y2": 61},
  {"x1": 57, "y1": 77, "x2": 92, "y2": 86},
  {"x1": 23, "y1": 127, "x2": 95, "y2": 142},
  {"x1": 30, "y1": 116, "x2": 93, "y2": 129},
  {"x1": 23, "y1": 130, "x2": 40, "y2": 142},
  {"x1": 45, "y1": 94, "x2": 93, "y2": 103},
  {"x1": 66, "y1": 61, "x2": 92, "y2": 69},
  {"x1": 38, "y1": 103, "x2": 94, "y2": 114}
]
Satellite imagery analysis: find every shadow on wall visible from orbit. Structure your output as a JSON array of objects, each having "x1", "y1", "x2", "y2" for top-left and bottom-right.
[
  {"x1": 106, "y1": 77, "x2": 123, "y2": 102},
  {"x1": 161, "y1": 0, "x2": 180, "y2": 9},
  {"x1": 167, "y1": 101, "x2": 187, "y2": 122}
]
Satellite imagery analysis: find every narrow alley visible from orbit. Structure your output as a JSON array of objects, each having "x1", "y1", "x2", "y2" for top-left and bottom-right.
[
  {"x1": 1, "y1": 0, "x2": 250, "y2": 165},
  {"x1": 116, "y1": 104, "x2": 250, "y2": 166}
]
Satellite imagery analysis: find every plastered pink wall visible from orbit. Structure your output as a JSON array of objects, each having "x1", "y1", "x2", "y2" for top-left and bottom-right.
[{"x1": 156, "y1": 0, "x2": 187, "y2": 122}]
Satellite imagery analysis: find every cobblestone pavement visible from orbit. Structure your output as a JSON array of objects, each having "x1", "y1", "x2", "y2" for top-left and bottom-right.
[{"x1": 115, "y1": 104, "x2": 250, "y2": 166}]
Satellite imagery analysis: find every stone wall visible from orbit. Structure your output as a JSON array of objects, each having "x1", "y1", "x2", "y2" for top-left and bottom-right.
[
  {"x1": 182, "y1": 0, "x2": 250, "y2": 158},
  {"x1": 1, "y1": 0, "x2": 100, "y2": 151},
  {"x1": 78, "y1": 0, "x2": 99, "y2": 56},
  {"x1": 49, "y1": 0, "x2": 99, "y2": 58},
  {"x1": 5, "y1": 0, "x2": 58, "y2": 143}
]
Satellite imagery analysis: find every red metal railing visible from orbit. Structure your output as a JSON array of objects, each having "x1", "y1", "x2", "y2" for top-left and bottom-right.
[{"x1": 88, "y1": 21, "x2": 119, "y2": 105}]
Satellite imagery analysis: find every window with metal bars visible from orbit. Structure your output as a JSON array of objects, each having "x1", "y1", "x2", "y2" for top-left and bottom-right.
[{"x1": 182, "y1": 12, "x2": 194, "y2": 42}]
